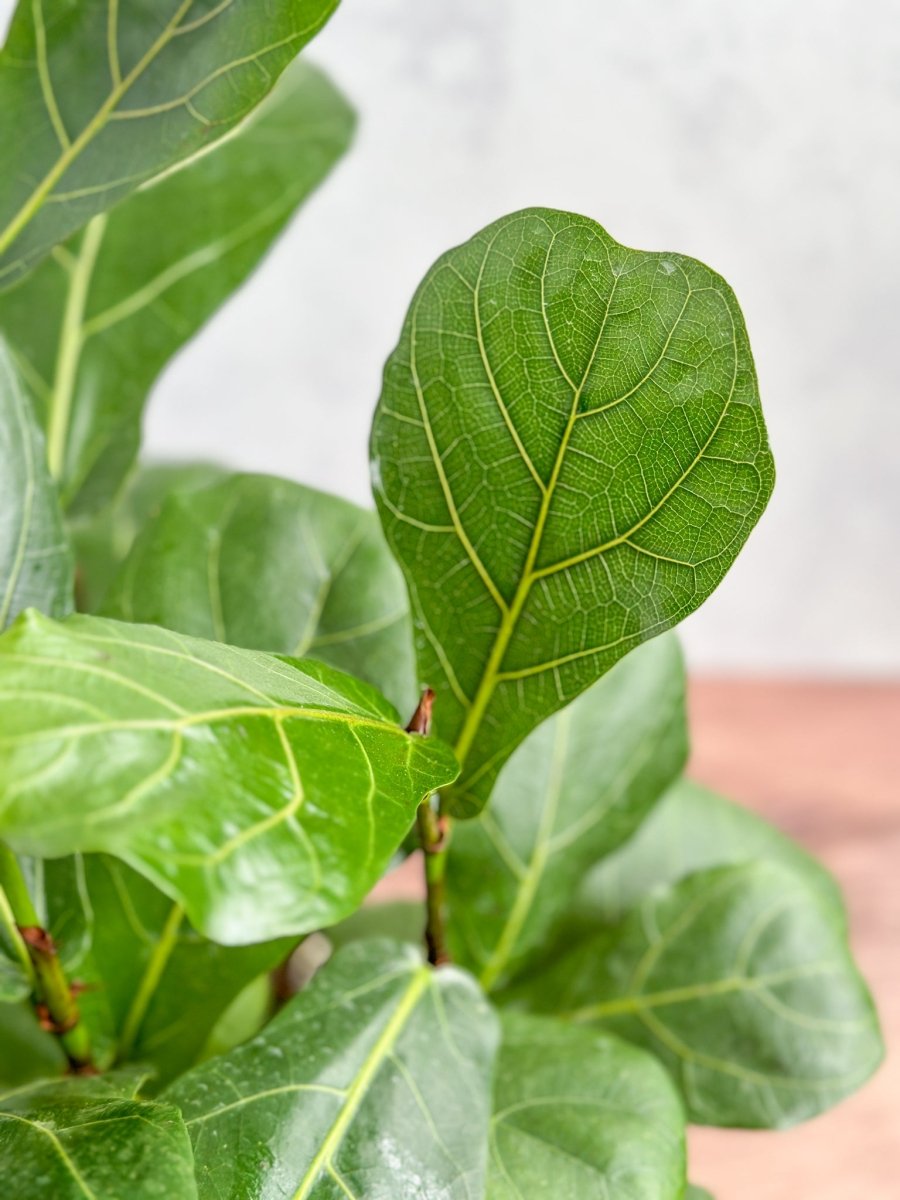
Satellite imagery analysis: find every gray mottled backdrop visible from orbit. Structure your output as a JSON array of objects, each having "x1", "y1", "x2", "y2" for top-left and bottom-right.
[{"x1": 3, "y1": 1, "x2": 899, "y2": 673}]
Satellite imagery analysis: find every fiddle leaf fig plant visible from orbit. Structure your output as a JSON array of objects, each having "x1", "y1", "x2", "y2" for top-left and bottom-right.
[{"x1": 0, "y1": 2, "x2": 883, "y2": 1197}]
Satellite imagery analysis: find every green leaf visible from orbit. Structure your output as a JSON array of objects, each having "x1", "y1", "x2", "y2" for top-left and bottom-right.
[
  {"x1": 577, "y1": 778, "x2": 845, "y2": 926},
  {"x1": 0, "y1": 1002, "x2": 66, "y2": 1087},
  {"x1": 686, "y1": 1188, "x2": 714, "y2": 1200},
  {"x1": 79, "y1": 855, "x2": 292, "y2": 1083},
  {"x1": 371, "y1": 207, "x2": 774, "y2": 816},
  {"x1": 0, "y1": 341, "x2": 73, "y2": 631},
  {"x1": 198, "y1": 972, "x2": 273, "y2": 1062},
  {"x1": 0, "y1": 0, "x2": 340, "y2": 287},
  {"x1": 447, "y1": 634, "x2": 687, "y2": 991},
  {"x1": 71, "y1": 461, "x2": 228, "y2": 612},
  {"x1": 0, "y1": 1073, "x2": 197, "y2": 1200},
  {"x1": 488, "y1": 1012, "x2": 685, "y2": 1200},
  {"x1": 514, "y1": 861, "x2": 883, "y2": 1128},
  {"x1": 166, "y1": 939, "x2": 499, "y2": 1199},
  {"x1": 324, "y1": 900, "x2": 426, "y2": 952},
  {"x1": 0, "y1": 60, "x2": 353, "y2": 513},
  {"x1": 0, "y1": 956, "x2": 29, "y2": 1005},
  {"x1": 0, "y1": 611, "x2": 458, "y2": 943},
  {"x1": 103, "y1": 472, "x2": 418, "y2": 715}
]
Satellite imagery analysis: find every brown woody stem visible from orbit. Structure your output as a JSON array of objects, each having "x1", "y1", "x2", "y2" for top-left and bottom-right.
[
  {"x1": 416, "y1": 800, "x2": 451, "y2": 966},
  {"x1": 406, "y1": 689, "x2": 452, "y2": 966},
  {"x1": 0, "y1": 843, "x2": 93, "y2": 1071}
]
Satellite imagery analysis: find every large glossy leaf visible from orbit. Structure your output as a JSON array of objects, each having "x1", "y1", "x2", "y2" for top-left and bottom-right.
[
  {"x1": 489, "y1": 1013, "x2": 685, "y2": 1200},
  {"x1": 372, "y1": 207, "x2": 774, "y2": 816},
  {"x1": 0, "y1": 61, "x2": 353, "y2": 513},
  {"x1": 0, "y1": 61, "x2": 352, "y2": 513},
  {"x1": 0, "y1": 341, "x2": 72, "y2": 630},
  {"x1": 167, "y1": 939, "x2": 499, "y2": 1199},
  {"x1": 446, "y1": 634, "x2": 687, "y2": 991},
  {"x1": 0, "y1": 611, "x2": 458, "y2": 943},
  {"x1": 103, "y1": 472, "x2": 418, "y2": 715},
  {"x1": 577, "y1": 778, "x2": 845, "y2": 926},
  {"x1": 0, "y1": 1073, "x2": 197, "y2": 1199},
  {"x1": 0, "y1": 0, "x2": 340, "y2": 287},
  {"x1": 72, "y1": 461, "x2": 228, "y2": 612},
  {"x1": 515, "y1": 862, "x2": 883, "y2": 1128}
]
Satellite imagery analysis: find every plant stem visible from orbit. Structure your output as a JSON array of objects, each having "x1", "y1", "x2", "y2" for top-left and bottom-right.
[
  {"x1": 0, "y1": 843, "x2": 93, "y2": 1071},
  {"x1": 416, "y1": 800, "x2": 450, "y2": 966},
  {"x1": 405, "y1": 688, "x2": 451, "y2": 966}
]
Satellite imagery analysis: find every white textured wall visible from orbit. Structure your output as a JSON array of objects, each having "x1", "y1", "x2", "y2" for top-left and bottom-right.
[{"x1": 6, "y1": 1, "x2": 900, "y2": 673}]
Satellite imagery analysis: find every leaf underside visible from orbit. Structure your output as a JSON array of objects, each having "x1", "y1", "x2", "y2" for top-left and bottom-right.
[
  {"x1": 0, "y1": 0, "x2": 340, "y2": 287},
  {"x1": 0, "y1": 612, "x2": 457, "y2": 943},
  {"x1": 372, "y1": 206, "x2": 774, "y2": 816},
  {"x1": 167, "y1": 939, "x2": 499, "y2": 1200}
]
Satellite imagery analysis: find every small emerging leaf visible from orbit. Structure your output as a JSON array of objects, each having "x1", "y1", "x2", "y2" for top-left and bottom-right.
[
  {"x1": 447, "y1": 634, "x2": 687, "y2": 991},
  {"x1": 103, "y1": 472, "x2": 417, "y2": 715},
  {"x1": 372, "y1": 207, "x2": 774, "y2": 815},
  {"x1": 0, "y1": 1074, "x2": 197, "y2": 1200},
  {"x1": 0, "y1": 612, "x2": 458, "y2": 943},
  {"x1": 514, "y1": 861, "x2": 883, "y2": 1128},
  {"x1": 489, "y1": 1012, "x2": 685, "y2": 1199},
  {"x1": 0, "y1": 0, "x2": 340, "y2": 286},
  {"x1": 167, "y1": 940, "x2": 499, "y2": 1199},
  {"x1": 0, "y1": 340, "x2": 73, "y2": 630}
]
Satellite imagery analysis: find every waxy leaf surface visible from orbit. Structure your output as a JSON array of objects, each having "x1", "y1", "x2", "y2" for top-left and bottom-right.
[
  {"x1": 0, "y1": 612, "x2": 458, "y2": 943},
  {"x1": 78, "y1": 855, "x2": 293, "y2": 1082},
  {"x1": 0, "y1": 1074, "x2": 197, "y2": 1199},
  {"x1": 515, "y1": 862, "x2": 883, "y2": 1128},
  {"x1": 167, "y1": 939, "x2": 499, "y2": 1199},
  {"x1": 447, "y1": 634, "x2": 686, "y2": 991},
  {"x1": 488, "y1": 1013, "x2": 685, "y2": 1200},
  {"x1": 0, "y1": 60, "x2": 352, "y2": 512},
  {"x1": 578, "y1": 779, "x2": 844, "y2": 926},
  {"x1": 0, "y1": 341, "x2": 72, "y2": 630},
  {"x1": 372, "y1": 207, "x2": 774, "y2": 815},
  {"x1": 0, "y1": 0, "x2": 339, "y2": 286},
  {"x1": 104, "y1": 472, "x2": 417, "y2": 715}
]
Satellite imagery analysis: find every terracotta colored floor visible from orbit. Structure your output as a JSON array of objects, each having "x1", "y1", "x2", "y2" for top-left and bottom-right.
[
  {"x1": 686, "y1": 680, "x2": 899, "y2": 1199},
  {"x1": 376, "y1": 679, "x2": 900, "y2": 1197}
]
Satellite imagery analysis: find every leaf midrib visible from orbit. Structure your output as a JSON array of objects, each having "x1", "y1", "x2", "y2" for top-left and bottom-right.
[
  {"x1": 291, "y1": 965, "x2": 431, "y2": 1200},
  {"x1": 0, "y1": 0, "x2": 197, "y2": 262},
  {"x1": 446, "y1": 245, "x2": 621, "y2": 772},
  {"x1": 567, "y1": 960, "x2": 845, "y2": 1023},
  {"x1": 0, "y1": 703, "x2": 409, "y2": 749}
]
